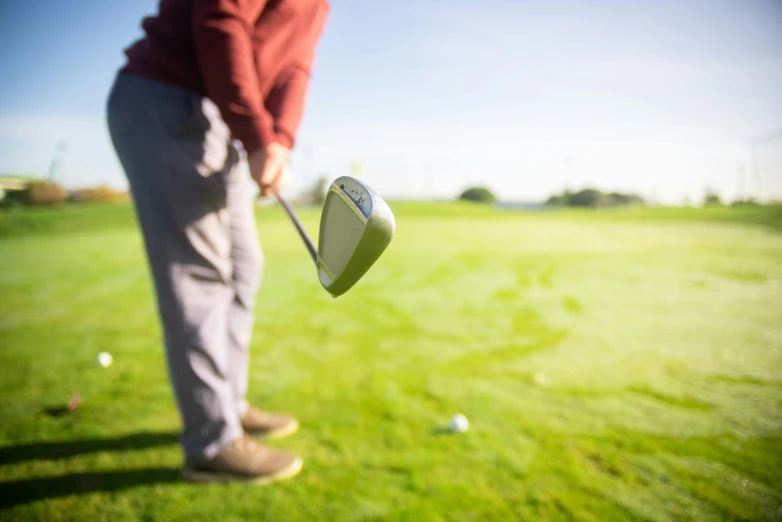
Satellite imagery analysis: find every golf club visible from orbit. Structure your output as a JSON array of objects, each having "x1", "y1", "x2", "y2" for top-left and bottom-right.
[
  {"x1": 273, "y1": 176, "x2": 395, "y2": 297},
  {"x1": 275, "y1": 191, "x2": 317, "y2": 261}
]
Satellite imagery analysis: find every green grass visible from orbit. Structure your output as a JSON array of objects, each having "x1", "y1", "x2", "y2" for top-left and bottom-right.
[{"x1": 1, "y1": 202, "x2": 781, "y2": 521}]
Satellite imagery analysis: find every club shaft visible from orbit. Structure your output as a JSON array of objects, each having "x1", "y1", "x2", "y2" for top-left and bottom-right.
[{"x1": 275, "y1": 193, "x2": 318, "y2": 263}]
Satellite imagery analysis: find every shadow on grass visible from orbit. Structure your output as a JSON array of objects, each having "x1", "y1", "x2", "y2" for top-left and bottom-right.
[
  {"x1": 0, "y1": 468, "x2": 180, "y2": 510},
  {"x1": 0, "y1": 431, "x2": 179, "y2": 466},
  {"x1": 41, "y1": 406, "x2": 72, "y2": 418},
  {"x1": 0, "y1": 431, "x2": 181, "y2": 510}
]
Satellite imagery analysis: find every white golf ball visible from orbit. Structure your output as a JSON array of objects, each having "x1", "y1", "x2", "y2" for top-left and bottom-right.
[
  {"x1": 533, "y1": 372, "x2": 550, "y2": 387},
  {"x1": 449, "y1": 413, "x2": 469, "y2": 433},
  {"x1": 97, "y1": 352, "x2": 113, "y2": 368}
]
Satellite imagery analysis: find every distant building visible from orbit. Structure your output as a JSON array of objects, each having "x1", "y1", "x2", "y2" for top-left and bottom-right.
[
  {"x1": 0, "y1": 176, "x2": 31, "y2": 201},
  {"x1": 0, "y1": 177, "x2": 28, "y2": 191}
]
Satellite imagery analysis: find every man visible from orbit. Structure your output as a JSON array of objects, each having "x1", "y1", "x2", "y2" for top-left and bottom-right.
[{"x1": 107, "y1": 0, "x2": 329, "y2": 484}]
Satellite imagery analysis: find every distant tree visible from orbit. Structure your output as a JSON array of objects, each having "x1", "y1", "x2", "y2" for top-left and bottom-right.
[
  {"x1": 70, "y1": 185, "x2": 129, "y2": 203},
  {"x1": 544, "y1": 188, "x2": 643, "y2": 208},
  {"x1": 703, "y1": 189, "x2": 722, "y2": 206},
  {"x1": 459, "y1": 186, "x2": 497, "y2": 204},
  {"x1": 21, "y1": 181, "x2": 66, "y2": 206},
  {"x1": 568, "y1": 188, "x2": 606, "y2": 207},
  {"x1": 731, "y1": 198, "x2": 759, "y2": 207},
  {"x1": 606, "y1": 192, "x2": 644, "y2": 206},
  {"x1": 545, "y1": 194, "x2": 562, "y2": 206}
]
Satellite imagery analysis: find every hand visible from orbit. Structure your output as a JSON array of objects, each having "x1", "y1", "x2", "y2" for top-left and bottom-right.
[{"x1": 248, "y1": 143, "x2": 290, "y2": 197}]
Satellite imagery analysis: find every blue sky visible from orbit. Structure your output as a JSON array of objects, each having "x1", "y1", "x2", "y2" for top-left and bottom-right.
[{"x1": 1, "y1": 0, "x2": 781, "y2": 202}]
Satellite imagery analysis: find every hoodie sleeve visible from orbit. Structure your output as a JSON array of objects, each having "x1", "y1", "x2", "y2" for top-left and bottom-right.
[
  {"x1": 264, "y1": 1, "x2": 328, "y2": 149},
  {"x1": 192, "y1": 0, "x2": 275, "y2": 153}
]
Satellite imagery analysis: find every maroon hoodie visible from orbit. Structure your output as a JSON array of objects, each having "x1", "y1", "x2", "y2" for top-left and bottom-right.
[{"x1": 121, "y1": 0, "x2": 329, "y2": 153}]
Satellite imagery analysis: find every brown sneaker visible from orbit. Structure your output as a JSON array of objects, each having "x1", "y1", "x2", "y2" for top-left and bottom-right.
[
  {"x1": 240, "y1": 406, "x2": 299, "y2": 439},
  {"x1": 180, "y1": 435, "x2": 302, "y2": 484}
]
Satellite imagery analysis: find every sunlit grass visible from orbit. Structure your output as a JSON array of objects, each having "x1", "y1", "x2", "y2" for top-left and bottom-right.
[{"x1": 1, "y1": 203, "x2": 781, "y2": 521}]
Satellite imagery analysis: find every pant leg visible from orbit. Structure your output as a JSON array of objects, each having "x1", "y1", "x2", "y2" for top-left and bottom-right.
[
  {"x1": 106, "y1": 73, "x2": 243, "y2": 464},
  {"x1": 225, "y1": 159, "x2": 263, "y2": 416}
]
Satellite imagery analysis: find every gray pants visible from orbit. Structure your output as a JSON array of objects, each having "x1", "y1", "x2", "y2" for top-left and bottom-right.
[{"x1": 107, "y1": 73, "x2": 262, "y2": 463}]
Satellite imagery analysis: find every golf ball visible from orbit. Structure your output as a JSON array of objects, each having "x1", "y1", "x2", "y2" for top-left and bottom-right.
[
  {"x1": 449, "y1": 413, "x2": 469, "y2": 433},
  {"x1": 97, "y1": 352, "x2": 112, "y2": 368},
  {"x1": 533, "y1": 372, "x2": 550, "y2": 387}
]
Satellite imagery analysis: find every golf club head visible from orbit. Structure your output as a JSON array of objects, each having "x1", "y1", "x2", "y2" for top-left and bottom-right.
[{"x1": 317, "y1": 176, "x2": 395, "y2": 297}]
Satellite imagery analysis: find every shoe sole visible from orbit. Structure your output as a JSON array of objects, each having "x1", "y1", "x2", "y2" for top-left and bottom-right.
[
  {"x1": 249, "y1": 419, "x2": 299, "y2": 440},
  {"x1": 180, "y1": 456, "x2": 303, "y2": 485}
]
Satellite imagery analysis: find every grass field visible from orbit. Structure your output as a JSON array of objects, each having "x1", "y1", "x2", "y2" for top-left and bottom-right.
[{"x1": 1, "y1": 202, "x2": 781, "y2": 521}]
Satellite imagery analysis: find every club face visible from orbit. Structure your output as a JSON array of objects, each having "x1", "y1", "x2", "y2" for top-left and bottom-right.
[{"x1": 317, "y1": 176, "x2": 395, "y2": 296}]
